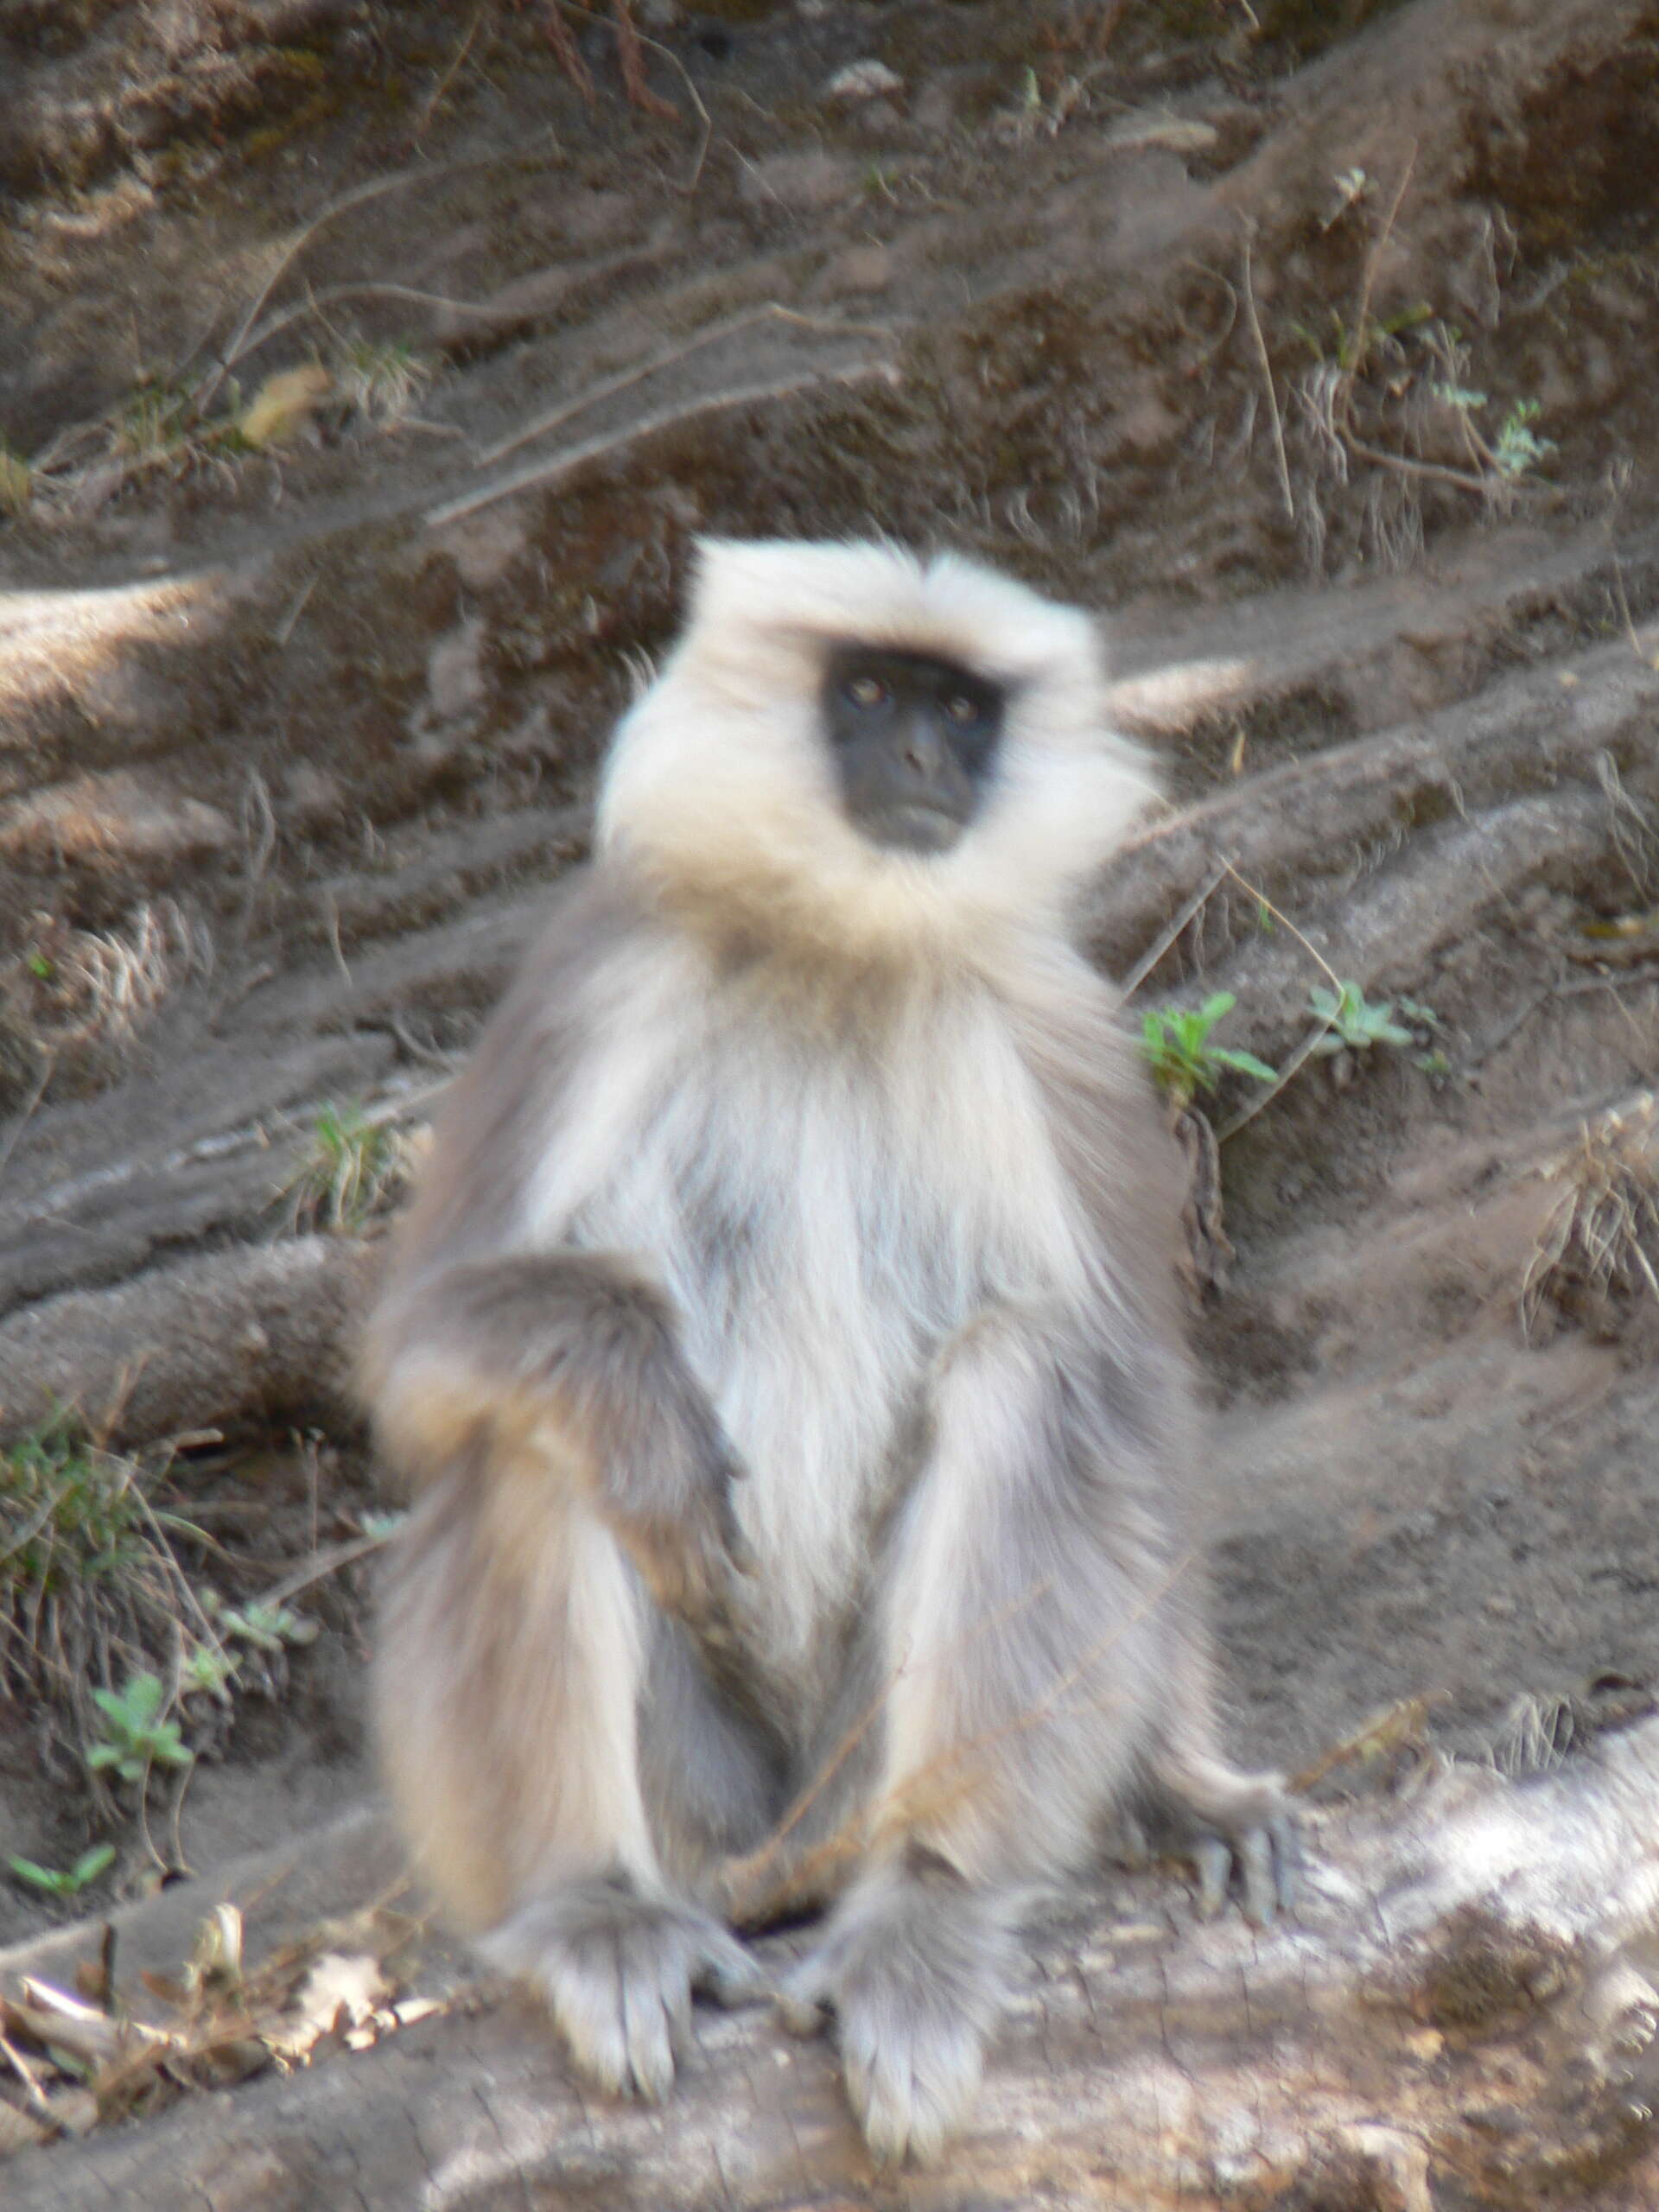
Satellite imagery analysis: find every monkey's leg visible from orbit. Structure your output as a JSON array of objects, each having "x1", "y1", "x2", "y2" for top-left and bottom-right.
[
  {"x1": 375, "y1": 1477, "x2": 764, "y2": 2102},
  {"x1": 781, "y1": 1306, "x2": 1178, "y2": 2164}
]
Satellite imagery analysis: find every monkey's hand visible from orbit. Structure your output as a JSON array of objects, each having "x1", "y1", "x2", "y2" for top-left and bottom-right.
[
  {"x1": 367, "y1": 1250, "x2": 753, "y2": 1631},
  {"x1": 778, "y1": 1852, "x2": 1015, "y2": 2167},
  {"x1": 479, "y1": 1875, "x2": 766, "y2": 2102}
]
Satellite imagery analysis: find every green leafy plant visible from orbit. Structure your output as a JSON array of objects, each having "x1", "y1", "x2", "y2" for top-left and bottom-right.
[
  {"x1": 2, "y1": 1419, "x2": 143, "y2": 1591},
  {"x1": 86, "y1": 1673, "x2": 194, "y2": 1787},
  {"x1": 216, "y1": 1599, "x2": 316, "y2": 1653},
  {"x1": 7, "y1": 1843, "x2": 116, "y2": 1898},
  {"x1": 1492, "y1": 397, "x2": 1556, "y2": 480},
  {"x1": 1141, "y1": 993, "x2": 1277, "y2": 1109},
  {"x1": 1433, "y1": 380, "x2": 1487, "y2": 413},
  {"x1": 1308, "y1": 982, "x2": 1416, "y2": 1054},
  {"x1": 184, "y1": 1644, "x2": 238, "y2": 1696}
]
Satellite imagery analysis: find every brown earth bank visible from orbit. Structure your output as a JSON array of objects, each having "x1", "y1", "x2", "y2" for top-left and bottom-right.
[{"x1": 2, "y1": 0, "x2": 1659, "y2": 2202}]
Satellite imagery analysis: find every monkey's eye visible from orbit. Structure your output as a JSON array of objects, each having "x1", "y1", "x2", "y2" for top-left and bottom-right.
[
  {"x1": 844, "y1": 674, "x2": 888, "y2": 710},
  {"x1": 944, "y1": 694, "x2": 981, "y2": 727}
]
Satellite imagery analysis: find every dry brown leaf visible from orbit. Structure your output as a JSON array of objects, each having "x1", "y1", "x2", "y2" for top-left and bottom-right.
[
  {"x1": 0, "y1": 2098, "x2": 51, "y2": 2154},
  {"x1": 45, "y1": 2086, "x2": 99, "y2": 2137},
  {"x1": 238, "y1": 364, "x2": 331, "y2": 448},
  {"x1": 291, "y1": 1952, "x2": 391, "y2": 2047}
]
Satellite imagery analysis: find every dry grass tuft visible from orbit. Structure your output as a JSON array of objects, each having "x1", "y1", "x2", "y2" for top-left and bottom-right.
[
  {"x1": 17, "y1": 901, "x2": 207, "y2": 1061},
  {"x1": 1520, "y1": 1094, "x2": 1659, "y2": 1341},
  {"x1": 0, "y1": 1419, "x2": 210, "y2": 1784},
  {"x1": 278, "y1": 1103, "x2": 420, "y2": 1235}
]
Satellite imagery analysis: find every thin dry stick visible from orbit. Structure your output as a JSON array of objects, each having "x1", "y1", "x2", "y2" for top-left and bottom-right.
[
  {"x1": 0, "y1": 2033, "x2": 54, "y2": 2118},
  {"x1": 1611, "y1": 553, "x2": 1659, "y2": 669},
  {"x1": 0, "y1": 1057, "x2": 54, "y2": 1188},
  {"x1": 1343, "y1": 434, "x2": 1504, "y2": 498},
  {"x1": 737, "y1": 1551, "x2": 1202, "y2": 1913},
  {"x1": 1121, "y1": 860, "x2": 1228, "y2": 997},
  {"x1": 478, "y1": 302, "x2": 895, "y2": 466},
  {"x1": 198, "y1": 142, "x2": 558, "y2": 413},
  {"x1": 257, "y1": 1529, "x2": 391, "y2": 1611},
  {"x1": 559, "y1": 3, "x2": 712, "y2": 188},
  {"x1": 1213, "y1": 859, "x2": 1347, "y2": 1142},
  {"x1": 1462, "y1": 968, "x2": 1659, "y2": 1077},
  {"x1": 234, "y1": 281, "x2": 508, "y2": 370},
  {"x1": 1239, "y1": 224, "x2": 1294, "y2": 524},
  {"x1": 1335, "y1": 143, "x2": 1415, "y2": 423},
  {"x1": 409, "y1": 0, "x2": 488, "y2": 143},
  {"x1": 726, "y1": 1575, "x2": 1061, "y2": 1906},
  {"x1": 867, "y1": 1551, "x2": 1199, "y2": 1853},
  {"x1": 427, "y1": 358, "x2": 899, "y2": 528}
]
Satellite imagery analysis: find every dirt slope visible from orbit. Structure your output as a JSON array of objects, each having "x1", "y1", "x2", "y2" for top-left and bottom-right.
[{"x1": 3, "y1": 0, "x2": 1659, "y2": 2201}]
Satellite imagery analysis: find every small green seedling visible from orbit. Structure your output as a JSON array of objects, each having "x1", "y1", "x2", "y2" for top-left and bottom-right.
[
  {"x1": 7, "y1": 1844, "x2": 116, "y2": 1898},
  {"x1": 86, "y1": 1673, "x2": 194, "y2": 1786},
  {"x1": 184, "y1": 1644, "x2": 238, "y2": 1696},
  {"x1": 1141, "y1": 992, "x2": 1277, "y2": 1110},
  {"x1": 1308, "y1": 982, "x2": 1416, "y2": 1054},
  {"x1": 217, "y1": 1599, "x2": 316, "y2": 1653},
  {"x1": 1433, "y1": 381, "x2": 1487, "y2": 414},
  {"x1": 1492, "y1": 397, "x2": 1555, "y2": 480}
]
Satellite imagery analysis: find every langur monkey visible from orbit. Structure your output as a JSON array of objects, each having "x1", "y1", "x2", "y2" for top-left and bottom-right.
[{"x1": 364, "y1": 537, "x2": 1293, "y2": 2164}]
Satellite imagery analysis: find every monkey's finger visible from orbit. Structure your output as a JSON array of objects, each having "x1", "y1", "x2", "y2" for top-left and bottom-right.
[
  {"x1": 615, "y1": 1929, "x2": 687, "y2": 2097},
  {"x1": 1114, "y1": 1812, "x2": 1153, "y2": 1869},
  {"x1": 1268, "y1": 1811, "x2": 1301, "y2": 1916},
  {"x1": 1234, "y1": 1827, "x2": 1281, "y2": 1928},
  {"x1": 775, "y1": 1955, "x2": 833, "y2": 2038},
  {"x1": 1191, "y1": 1834, "x2": 1232, "y2": 1921},
  {"x1": 692, "y1": 1926, "x2": 769, "y2": 2009}
]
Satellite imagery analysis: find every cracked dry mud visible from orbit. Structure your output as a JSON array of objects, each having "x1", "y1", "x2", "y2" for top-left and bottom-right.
[{"x1": 3, "y1": 1, "x2": 1659, "y2": 2204}]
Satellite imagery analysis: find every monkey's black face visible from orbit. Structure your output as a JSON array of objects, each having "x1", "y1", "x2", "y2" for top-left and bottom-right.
[{"x1": 821, "y1": 645, "x2": 1005, "y2": 855}]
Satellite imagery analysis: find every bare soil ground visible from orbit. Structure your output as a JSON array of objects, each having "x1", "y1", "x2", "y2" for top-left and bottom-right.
[{"x1": 3, "y1": 0, "x2": 1659, "y2": 2201}]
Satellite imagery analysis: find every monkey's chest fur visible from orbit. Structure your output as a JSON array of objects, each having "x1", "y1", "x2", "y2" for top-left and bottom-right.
[{"x1": 525, "y1": 956, "x2": 1089, "y2": 1711}]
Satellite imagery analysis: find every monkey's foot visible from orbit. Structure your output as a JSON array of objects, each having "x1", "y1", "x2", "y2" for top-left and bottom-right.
[
  {"x1": 1140, "y1": 1756, "x2": 1300, "y2": 1926},
  {"x1": 778, "y1": 1853, "x2": 1015, "y2": 2165},
  {"x1": 478, "y1": 1876, "x2": 765, "y2": 2101},
  {"x1": 1187, "y1": 1801, "x2": 1300, "y2": 1926}
]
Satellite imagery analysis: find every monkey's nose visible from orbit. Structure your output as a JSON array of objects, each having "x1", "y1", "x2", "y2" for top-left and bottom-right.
[{"x1": 899, "y1": 720, "x2": 944, "y2": 775}]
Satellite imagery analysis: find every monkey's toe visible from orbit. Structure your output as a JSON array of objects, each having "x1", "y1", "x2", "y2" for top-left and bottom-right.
[
  {"x1": 692, "y1": 1923, "x2": 770, "y2": 2009},
  {"x1": 840, "y1": 1999, "x2": 984, "y2": 2167},
  {"x1": 1191, "y1": 1808, "x2": 1299, "y2": 1926},
  {"x1": 479, "y1": 1878, "x2": 760, "y2": 2101}
]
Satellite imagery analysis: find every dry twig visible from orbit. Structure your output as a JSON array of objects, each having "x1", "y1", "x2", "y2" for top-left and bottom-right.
[{"x1": 1239, "y1": 224, "x2": 1294, "y2": 524}]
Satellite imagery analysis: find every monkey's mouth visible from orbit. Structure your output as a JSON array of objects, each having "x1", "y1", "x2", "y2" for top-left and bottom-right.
[{"x1": 858, "y1": 803, "x2": 968, "y2": 856}]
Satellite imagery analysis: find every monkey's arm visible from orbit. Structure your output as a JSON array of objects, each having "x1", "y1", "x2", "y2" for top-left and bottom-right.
[{"x1": 365, "y1": 1249, "x2": 749, "y2": 1632}]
